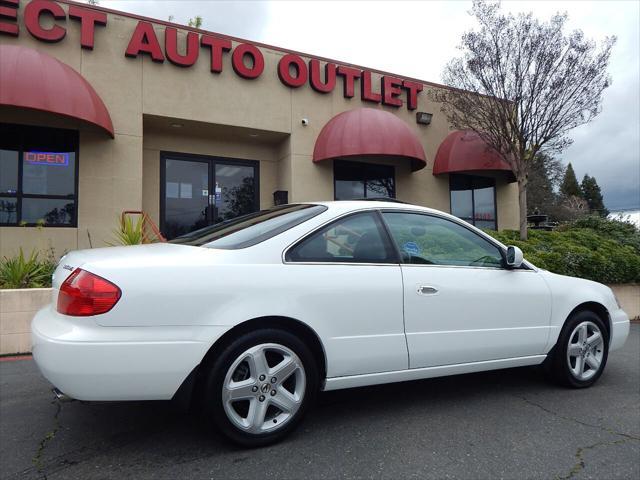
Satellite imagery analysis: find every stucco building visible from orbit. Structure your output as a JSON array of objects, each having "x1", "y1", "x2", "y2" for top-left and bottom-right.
[{"x1": 0, "y1": 0, "x2": 518, "y2": 257}]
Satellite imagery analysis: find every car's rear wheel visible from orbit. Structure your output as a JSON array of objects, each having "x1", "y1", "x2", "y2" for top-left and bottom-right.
[
  {"x1": 203, "y1": 329, "x2": 318, "y2": 447},
  {"x1": 548, "y1": 310, "x2": 609, "y2": 388}
]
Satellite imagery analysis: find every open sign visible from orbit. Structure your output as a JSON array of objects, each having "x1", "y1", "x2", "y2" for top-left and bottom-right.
[{"x1": 25, "y1": 151, "x2": 70, "y2": 166}]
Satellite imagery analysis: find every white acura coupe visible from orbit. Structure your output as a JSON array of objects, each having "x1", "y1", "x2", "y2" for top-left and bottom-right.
[{"x1": 32, "y1": 201, "x2": 630, "y2": 446}]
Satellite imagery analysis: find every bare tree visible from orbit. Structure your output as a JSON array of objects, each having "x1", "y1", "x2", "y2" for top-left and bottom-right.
[{"x1": 431, "y1": 1, "x2": 615, "y2": 239}]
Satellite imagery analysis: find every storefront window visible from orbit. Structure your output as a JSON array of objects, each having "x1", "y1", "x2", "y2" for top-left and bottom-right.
[
  {"x1": 334, "y1": 160, "x2": 395, "y2": 200},
  {"x1": 0, "y1": 123, "x2": 78, "y2": 226},
  {"x1": 450, "y1": 174, "x2": 497, "y2": 230}
]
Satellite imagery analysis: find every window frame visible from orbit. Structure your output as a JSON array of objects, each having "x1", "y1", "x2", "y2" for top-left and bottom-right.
[
  {"x1": 0, "y1": 123, "x2": 79, "y2": 228},
  {"x1": 449, "y1": 174, "x2": 498, "y2": 230},
  {"x1": 284, "y1": 209, "x2": 400, "y2": 265},
  {"x1": 333, "y1": 159, "x2": 396, "y2": 200},
  {"x1": 379, "y1": 209, "x2": 509, "y2": 270}
]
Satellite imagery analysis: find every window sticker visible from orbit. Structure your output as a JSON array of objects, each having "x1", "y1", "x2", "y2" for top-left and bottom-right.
[
  {"x1": 180, "y1": 182, "x2": 192, "y2": 199},
  {"x1": 402, "y1": 241, "x2": 420, "y2": 256},
  {"x1": 166, "y1": 182, "x2": 179, "y2": 199}
]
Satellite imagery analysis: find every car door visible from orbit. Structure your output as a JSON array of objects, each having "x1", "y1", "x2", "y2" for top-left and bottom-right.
[
  {"x1": 381, "y1": 211, "x2": 551, "y2": 368},
  {"x1": 285, "y1": 210, "x2": 407, "y2": 377}
]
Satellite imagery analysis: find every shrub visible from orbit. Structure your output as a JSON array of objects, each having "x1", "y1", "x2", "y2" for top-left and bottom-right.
[
  {"x1": 490, "y1": 217, "x2": 640, "y2": 284},
  {"x1": 109, "y1": 215, "x2": 144, "y2": 246},
  {"x1": 564, "y1": 215, "x2": 640, "y2": 253},
  {"x1": 0, "y1": 248, "x2": 56, "y2": 289}
]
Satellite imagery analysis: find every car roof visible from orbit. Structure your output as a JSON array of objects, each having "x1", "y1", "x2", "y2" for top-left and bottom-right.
[{"x1": 305, "y1": 200, "x2": 443, "y2": 215}]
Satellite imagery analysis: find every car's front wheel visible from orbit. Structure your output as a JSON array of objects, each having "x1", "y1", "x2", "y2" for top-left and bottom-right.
[
  {"x1": 203, "y1": 329, "x2": 318, "y2": 447},
  {"x1": 548, "y1": 310, "x2": 609, "y2": 388}
]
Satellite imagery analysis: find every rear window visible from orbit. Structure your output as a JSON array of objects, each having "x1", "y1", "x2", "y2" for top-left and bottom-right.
[{"x1": 169, "y1": 204, "x2": 327, "y2": 248}]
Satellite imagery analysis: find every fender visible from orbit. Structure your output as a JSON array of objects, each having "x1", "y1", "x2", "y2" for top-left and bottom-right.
[{"x1": 539, "y1": 270, "x2": 618, "y2": 352}]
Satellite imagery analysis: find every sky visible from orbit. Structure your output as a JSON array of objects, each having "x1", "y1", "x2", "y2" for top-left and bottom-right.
[{"x1": 101, "y1": 0, "x2": 640, "y2": 211}]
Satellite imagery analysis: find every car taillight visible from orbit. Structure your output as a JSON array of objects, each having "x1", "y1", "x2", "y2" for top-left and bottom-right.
[{"x1": 57, "y1": 268, "x2": 121, "y2": 316}]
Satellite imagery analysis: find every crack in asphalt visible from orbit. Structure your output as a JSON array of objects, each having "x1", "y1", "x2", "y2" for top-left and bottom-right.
[
  {"x1": 555, "y1": 438, "x2": 635, "y2": 480},
  {"x1": 18, "y1": 424, "x2": 170, "y2": 479},
  {"x1": 14, "y1": 408, "x2": 190, "y2": 480},
  {"x1": 514, "y1": 394, "x2": 640, "y2": 480},
  {"x1": 513, "y1": 394, "x2": 640, "y2": 441},
  {"x1": 32, "y1": 399, "x2": 62, "y2": 480}
]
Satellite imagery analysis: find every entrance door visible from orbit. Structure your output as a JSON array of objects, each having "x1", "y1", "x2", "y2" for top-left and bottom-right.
[{"x1": 161, "y1": 153, "x2": 259, "y2": 239}]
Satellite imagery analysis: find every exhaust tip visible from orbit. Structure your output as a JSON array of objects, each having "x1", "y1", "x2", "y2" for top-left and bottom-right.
[{"x1": 52, "y1": 388, "x2": 74, "y2": 403}]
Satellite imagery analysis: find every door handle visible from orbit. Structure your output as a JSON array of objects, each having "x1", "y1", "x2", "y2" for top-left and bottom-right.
[{"x1": 417, "y1": 286, "x2": 439, "y2": 295}]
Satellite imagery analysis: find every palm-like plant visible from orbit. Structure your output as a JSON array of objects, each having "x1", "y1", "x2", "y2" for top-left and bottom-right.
[
  {"x1": 0, "y1": 249, "x2": 55, "y2": 289},
  {"x1": 110, "y1": 215, "x2": 145, "y2": 246}
]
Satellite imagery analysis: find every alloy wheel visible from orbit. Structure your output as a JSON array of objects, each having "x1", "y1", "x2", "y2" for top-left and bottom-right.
[
  {"x1": 222, "y1": 343, "x2": 306, "y2": 434},
  {"x1": 566, "y1": 321, "x2": 605, "y2": 381}
]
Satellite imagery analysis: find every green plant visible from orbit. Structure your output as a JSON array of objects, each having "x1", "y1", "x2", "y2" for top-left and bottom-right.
[
  {"x1": 109, "y1": 215, "x2": 145, "y2": 246},
  {"x1": 563, "y1": 215, "x2": 640, "y2": 252},
  {"x1": 489, "y1": 218, "x2": 640, "y2": 284},
  {"x1": 0, "y1": 248, "x2": 55, "y2": 289}
]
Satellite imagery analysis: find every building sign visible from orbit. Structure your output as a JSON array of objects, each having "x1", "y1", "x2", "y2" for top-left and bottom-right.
[
  {"x1": 25, "y1": 151, "x2": 70, "y2": 166},
  {"x1": 0, "y1": 0, "x2": 422, "y2": 110}
]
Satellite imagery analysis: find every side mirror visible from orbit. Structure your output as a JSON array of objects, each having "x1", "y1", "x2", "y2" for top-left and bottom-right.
[{"x1": 505, "y1": 246, "x2": 524, "y2": 268}]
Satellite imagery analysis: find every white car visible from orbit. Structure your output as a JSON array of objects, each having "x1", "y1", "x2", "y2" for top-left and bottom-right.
[{"x1": 32, "y1": 201, "x2": 630, "y2": 446}]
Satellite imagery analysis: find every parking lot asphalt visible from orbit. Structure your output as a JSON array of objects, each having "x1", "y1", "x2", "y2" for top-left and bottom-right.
[{"x1": 1, "y1": 324, "x2": 638, "y2": 480}]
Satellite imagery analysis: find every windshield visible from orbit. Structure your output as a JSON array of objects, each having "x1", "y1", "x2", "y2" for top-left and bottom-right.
[{"x1": 169, "y1": 204, "x2": 327, "y2": 248}]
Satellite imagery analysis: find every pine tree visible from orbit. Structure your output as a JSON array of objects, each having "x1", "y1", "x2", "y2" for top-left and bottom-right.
[
  {"x1": 560, "y1": 163, "x2": 582, "y2": 198},
  {"x1": 581, "y1": 174, "x2": 608, "y2": 216},
  {"x1": 527, "y1": 154, "x2": 563, "y2": 214}
]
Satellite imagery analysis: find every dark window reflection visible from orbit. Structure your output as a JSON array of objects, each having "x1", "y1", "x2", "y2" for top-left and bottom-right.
[
  {"x1": 22, "y1": 199, "x2": 75, "y2": 225},
  {"x1": 0, "y1": 198, "x2": 18, "y2": 223},
  {"x1": 334, "y1": 160, "x2": 395, "y2": 200},
  {"x1": 216, "y1": 164, "x2": 256, "y2": 222},
  {"x1": 450, "y1": 174, "x2": 497, "y2": 230},
  {"x1": 0, "y1": 150, "x2": 19, "y2": 194},
  {"x1": 0, "y1": 123, "x2": 78, "y2": 226}
]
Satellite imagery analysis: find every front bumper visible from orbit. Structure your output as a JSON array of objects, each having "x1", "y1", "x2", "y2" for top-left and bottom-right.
[
  {"x1": 31, "y1": 306, "x2": 230, "y2": 401},
  {"x1": 609, "y1": 307, "x2": 630, "y2": 352}
]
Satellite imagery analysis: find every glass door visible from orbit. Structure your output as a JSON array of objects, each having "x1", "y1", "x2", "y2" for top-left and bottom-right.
[
  {"x1": 214, "y1": 162, "x2": 258, "y2": 223},
  {"x1": 161, "y1": 153, "x2": 258, "y2": 239},
  {"x1": 162, "y1": 157, "x2": 211, "y2": 239}
]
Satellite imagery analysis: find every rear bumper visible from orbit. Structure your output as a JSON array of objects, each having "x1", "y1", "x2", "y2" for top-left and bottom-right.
[
  {"x1": 31, "y1": 306, "x2": 230, "y2": 401},
  {"x1": 610, "y1": 308, "x2": 630, "y2": 352}
]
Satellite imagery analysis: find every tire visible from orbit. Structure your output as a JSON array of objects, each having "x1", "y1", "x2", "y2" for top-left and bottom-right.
[
  {"x1": 547, "y1": 310, "x2": 609, "y2": 388},
  {"x1": 202, "y1": 329, "x2": 318, "y2": 447}
]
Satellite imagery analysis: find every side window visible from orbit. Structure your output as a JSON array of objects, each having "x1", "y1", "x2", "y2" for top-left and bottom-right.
[
  {"x1": 286, "y1": 212, "x2": 396, "y2": 264},
  {"x1": 382, "y1": 212, "x2": 504, "y2": 268}
]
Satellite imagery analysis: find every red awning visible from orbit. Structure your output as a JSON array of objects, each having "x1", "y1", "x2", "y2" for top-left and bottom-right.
[
  {"x1": 313, "y1": 108, "x2": 427, "y2": 171},
  {"x1": 433, "y1": 130, "x2": 515, "y2": 181},
  {"x1": 0, "y1": 45, "x2": 114, "y2": 137}
]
